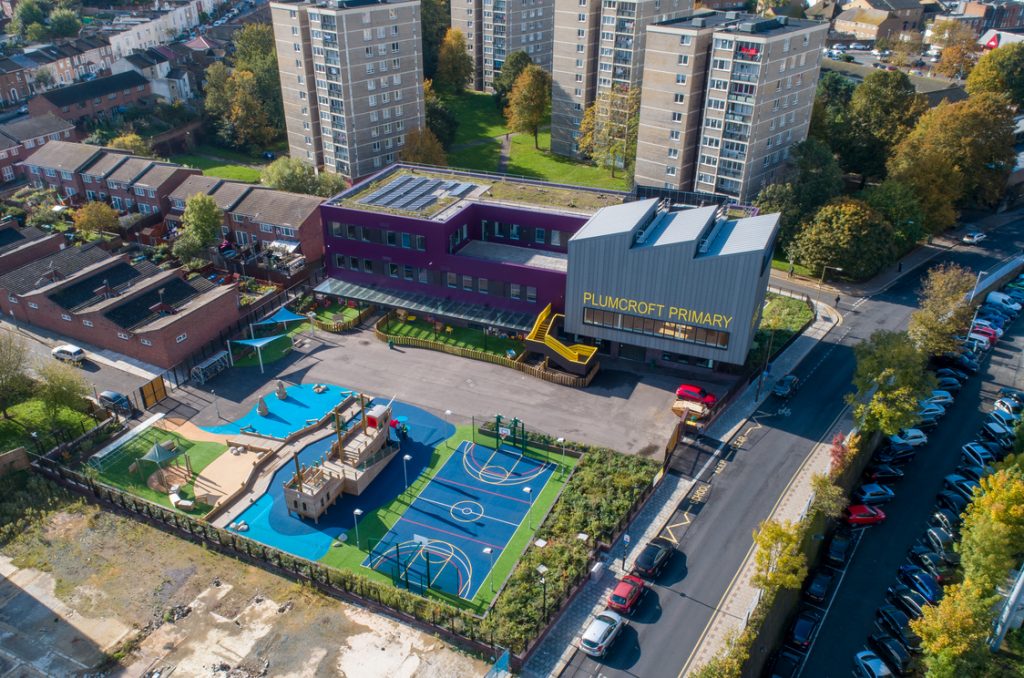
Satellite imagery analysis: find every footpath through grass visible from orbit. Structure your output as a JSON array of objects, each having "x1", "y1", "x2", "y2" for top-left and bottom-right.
[
  {"x1": 318, "y1": 424, "x2": 575, "y2": 611},
  {"x1": 0, "y1": 400, "x2": 96, "y2": 453},
  {"x1": 380, "y1": 316, "x2": 524, "y2": 358},
  {"x1": 90, "y1": 428, "x2": 226, "y2": 515}
]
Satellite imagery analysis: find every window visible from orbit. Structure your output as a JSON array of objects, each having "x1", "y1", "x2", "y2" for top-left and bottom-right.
[
  {"x1": 671, "y1": 112, "x2": 682, "y2": 122},
  {"x1": 27, "y1": 301, "x2": 38, "y2": 309},
  {"x1": 61, "y1": 313, "x2": 72, "y2": 321},
  {"x1": 509, "y1": 224, "x2": 520, "y2": 240},
  {"x1": 83, "y1": 319, "x2": 94, "y2": 327},
  {"x1": 141, "y1": 338, "x2": 152, "y2": 346},
  {"x1": 463, "y1": 275, "x2": 473, "y2": 291},
  {"x1": 363, "y1": 259, "x2": 373, "y2": 273},
  {"x1": 447, "y1": 272, "x2": 458, "y2": 288},
  {"x1": 674, "y1": 93, "x2": 684, "y2": 103},
  {"x1": 175, "y1": 333, "x2": 188, "y2": 343},
  {"x1": 526, "y1": 286, "x2": 537, "y2": 303},
  {"x1": 418, "y1": 268, "x2": 428, "y2": 284},
  {"x1": 680, "y1": 35, "x2": 692, "y2": 46},
  {"x1": 676, "y1": 73, "x2": 686, "y2": 84},
  {"x1": 677, "y1": 55, "x2": 688, "y2": 66},
  {"x1": 666, "y1": 166, "x2": 676, "y2": 176},
  {"x1": 668, "y1": 148, "x2": 679, "y2": 158},
  {"x1": 534, "y1": 228, "x2": 546, "y2": 243},
  {"x1": 669, "y1": 130, "x2": 681, "y2": 141},
  {"x1": 478, "y1": 278, "x2": 488, "y2": 294},
  {"x1": 551, "y1": 230, "x2": 561, "y2": 247},
  {"x1": 388, "y1": 263, "x2": 399, "y2": 278},
  {"x1": 260, "y1": 223, "x2": 274, "y2": 233},
  {"x1": 510, "y1": 283, "x2": 521, "y2": 300},
  {"x1": 118, "y1": 332, "x2": 131, "y2": 340}
]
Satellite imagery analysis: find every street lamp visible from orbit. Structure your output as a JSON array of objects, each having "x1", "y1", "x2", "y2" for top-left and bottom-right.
[
  {"x1": 523, "y1": 486, "x2": 534, "y2": 529},
  {"x1": 483, "y1": 547, "x2": 495, "y2": 592},
  {"x1": 556, "y1": 437, "x2": 565, "y2": 477},
  {"x1": 816, "y1": 266, "x2": 844, "y2": 317},
  {"x1": 402, "y1": 453, "x2": 412, "y2": 489},
  {"x1": 536, "y1": 564, "x2": 549, "y2": 622},
  {"x1": 211, "y1": 389, "x2": 222, "y2": 421},
  {"x1": 444, "y1": 409, "x2": 453, "y2": 449},
  {"x1": 352, "y1": 508, "x2": 364, "y2": 549}
]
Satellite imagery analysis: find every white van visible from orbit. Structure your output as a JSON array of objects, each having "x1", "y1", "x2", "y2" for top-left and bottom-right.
[
  {"x1": 51, "y1": 344, "x2": 85, "y2": 365},
  {"x1": 986, "y1": 291, "x2": 1022, "y2": 314}
]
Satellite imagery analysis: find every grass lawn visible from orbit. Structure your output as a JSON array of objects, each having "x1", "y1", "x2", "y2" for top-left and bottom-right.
[
  {"x1": 0, "y1": 400, "x2": 96, "y2": 454},
  {"x1": 447, "y1": 139, "x2": 501, "y2": 173},
  {"x1": 91, "y1": 428, "x2": 226, "y2": 515},
  {"x1": 506, "y1": 132, "x2": 631, "y2": 191},
  {"x1": 381, "y1": 316, "x2": 524, "y2": 358},
  {"x1": 771, "y1": 256, "x2": 814, "y2": 278},
  {"x1": 313, "y1": 302, "x2": 364, "y2": 325},
  {"x1": 746, "y1": 293, "x2": 815, "y2": 370},
  {"x1": 233, "y1": 335, "x2": 294, "y2": 367},
  {"x1": 317, "y1": 424, "x2": 575, "y2": 611},
  {"x1": 170, "y1": 154, "x2": 262, "y2": 183},
  {"x1": 445, "y1": 92, "x2": 509, "y2": 146}
]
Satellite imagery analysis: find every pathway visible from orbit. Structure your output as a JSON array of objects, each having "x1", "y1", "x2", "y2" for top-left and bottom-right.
[{"x1": 497, "y1": 133, "x2": 512, "y2": 173}]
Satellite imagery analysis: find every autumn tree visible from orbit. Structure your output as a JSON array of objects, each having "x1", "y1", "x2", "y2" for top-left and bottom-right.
[
  {"x1": 577, "y1": 88, "x2": 640, "y2": 178},
  {"x1": 231, "y1": 24, "x2": 283, "y2": 129},
  {"x1": 809, "y1": 474, "x2": 846, "y2": 519},
  {"x1": 908, "y1": 263, "x2": 976, "y2": 357},
  {"x1": 752, "y1": 519, "x2": 807, "y2": 591},
  {"x1": 9, "y1": 0, "x2": 47, "y2": 38},
  {"x1": 932, "y1": 20, "x2": 980, "y2": 79},
  {"x1": 202, "y1": 62, "x2": 232, "y2": 121},
  {"x1": 846, "y1": 70, "x2": 926, "y2": 178},
  {"x1": 424, "y1": 80, "x2": 459, "y2": 149},
  {"x1": 860, "y1": 179, "x2": 925, "y2": 252},
  {"x1": 850, "y1": 329, "x2": 934, "y2": 434},
  {"x1": 420, "y1": 0, "x2": 451, "y2": 79},
  {"x1": 890, "y1": 34, "x2": 924, "y2": 68},
  {"x1": 73, "y1": 201, "x2": 119, "y2": 238},
  {"x1": 260, "y1": 157, "x2": 319, "y2": 195},
  {"x1": 224, "y1": 70, "x2": 276, "y2": 149},
  {"x1": 435, "y1": 28, "x2": 473, "y2": 95},
  {"x1": 913, "y1": 580, "x2": 996, "y2": 678},
  {"x1": 959, "y1": 466, "x2": 1024, "y2": 589},
  {"x1": 172, "y1": 194, "x2": 222, "y2": 262},
  {"x1": 36, "y1": 360, "x2": 89, "y2": 425},
  {"x1": 790, "y1": 138, "x2": 843, "y2": 218},
  {"x1": 754, "y1": 183, "x2": 802, "y2": 250},
  {"x1": 504, "y1": 65, "x2": 550, "y2": 149},
  {"x1": 887, "y1": 145, "x2": 962, "y2": 234},
  {"x1": 109, "y1": 132, "x2": 154, "y2": 157},
  {"x1": 0, "y1": 333, "x2": 29, "y2": 419},
  {"x1": 399, "y1": 127, "x2": 447, "y2": 166},
  {"x1": 790, "y1": 198, "x2": 896, "y2": 281},
  {"x1": 966, "y1": 42, "x2": 1024, "y2": 108},
  {"x1": 492, "y1": 51, "x2": 532, "y2": 111}
]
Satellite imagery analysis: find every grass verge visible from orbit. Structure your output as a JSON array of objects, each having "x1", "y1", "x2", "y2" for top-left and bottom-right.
[
  {"x1": 0, "y1": 400, "x2": 96, "y2": 453},
  {"x1": 448, "y1": 139, "x2": 501, "y2": 173},
  {"x1": 746, "y1": 293, "x2": 815, "y2": 370},
  {"x1": 506, "y1": 132, "x2": 630, "y2": 192},
  {"x1": 170, "y1": 154, "x2": 262, "y2": 183},
  {"x1": 380, "y1": 316, "x2": 524, "y2": 358},
  {"x1": 445, "y1": 92, "x2": 509, "y2": 146},
  {"x1": 771, "y1": 256, "x2": 814, "y2": 278}
]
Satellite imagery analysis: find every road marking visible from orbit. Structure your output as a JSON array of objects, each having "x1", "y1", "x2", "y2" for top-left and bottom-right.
[{"x1": 662, "y1": 515, "x2": 693, "y2": 544}]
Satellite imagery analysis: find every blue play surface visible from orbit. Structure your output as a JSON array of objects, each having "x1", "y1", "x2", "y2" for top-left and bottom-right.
[
  {"x1": 363, "y1": 440, "x2": 555, "y2": 600},
  {"x1": 203, "y1": 383, "x2": 352, "y2": 439},
  {"x1": 226, "y1": 394, "x2": 453, "y2": 561}
]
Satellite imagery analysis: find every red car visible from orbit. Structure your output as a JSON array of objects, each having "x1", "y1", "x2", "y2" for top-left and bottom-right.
[
  {"x1": 845, "y1": 504, "x2": 887, "y2": 526},
  {"x1": 607, "y1": 574, "x2": 646, "y2": 613},
  {"x1": 676, "y1": 384, "x2": 717, "y2": 407}
]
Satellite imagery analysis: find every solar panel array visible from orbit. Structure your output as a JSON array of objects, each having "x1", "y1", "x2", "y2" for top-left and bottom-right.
[
  {"x1": 389, "y1": 179, "x2": 443, "y2": 209},
  {"x1": 376, "y1": 177, "x2": 429, "y2": 207},
  {"x1": 358, "y1": 176, "x2": 480, "y2": 212},
  {"x1": 449, "y1": 183, "x2": 476, "y2": 198},
  {"x1": 358, "y1": 175, "x2": 415, "y2": 205}
]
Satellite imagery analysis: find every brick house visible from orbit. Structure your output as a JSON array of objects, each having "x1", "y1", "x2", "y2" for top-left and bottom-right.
[
  {"x1": 0, "y1": 57, "x2": 29, "y2": 106},
  {"x1": 846, "y1": 0, "x2": 924, "y2": 32},
  {"x1": 0, "y1": 113, "x2": 79, "y2": 185},
  {"x1": 28, "y1": 71, "x2": 151, "y2": 126},
  {"x1": 0, "y1": 223, "x2": 63, "y2": 272},
  {"x1": 0, "y1": 243, "x2": 241, "y2": 369},
  {"x1": 20, "y1": 140, "x2": 109, "y2": 199},
  {"x1": 834, "y1": 7, "x2": 905, "y2": 41}
]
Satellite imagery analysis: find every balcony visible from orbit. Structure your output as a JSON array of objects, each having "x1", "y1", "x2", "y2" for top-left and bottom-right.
[
  {"x1": 727, "y1": 93, "x2": 755, "y2": 105},
  {"x1": 724, "y1": 113, "x2": 751, "y2": 124},
  {"x1": 722, "y1": 130, "x2": 749, "y2": 142},
  {"x1": 614, "y1": 37, "x2": 633, "y2": 49},
  {"x1": 730, "y1": 72, "x2": 759, "y2": 83}
]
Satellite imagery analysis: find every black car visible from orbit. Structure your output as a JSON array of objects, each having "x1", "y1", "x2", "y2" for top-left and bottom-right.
[
  {"x1": 868, "y1": 632, "x2": 914, "y2": 675},
  {"x1": 998, "y1": 387, "x2": 1024, "y2": 404},
  {"x1": 916, "y1": 416, "x2": 939, "y2": 432},
  {"x1": 873, "y1": 443, "x2": 916, "y2": 466},
  {"x1": 932, "y1": 367, "x2": 967, "y2": 383},
  {"x1": 826, "y1": 530, "x2": 854, "y2": 567},
  {"x1": 632, "y1": 539, "x2": 673, "y2": 579},
  {"x1": 787, "y1": 608, "x2": 822, "y2": 650},
  {"x1": 936, "y1": 489, "x2": 969, "y2": 516},
  {"x1": 767, "y1": 648, "x2": 803, "y2": 678},
  {"x1": 803, "y1": 569, "x2": 834, "y2": 604},
  {"x1": 98, "y1": 390, "x2": 135, "y2": 416},
  {"x1": 931, "y1": 352, "x2": 979, "y2": 374},
  {"x1": 886, "y1": 583, "x2": 930, "y2": 620},
  {"x1": 935, "y1": 377, "x2": 963, "y2": 393},
  {"x1": 876, "y1": 605, "x2": 922, "y2": 653},
  {"x1": 955, "y1": 464, "x2": 989, "y2": 483},
  {"x1": 930, "y1": 508, "x2": 961, "y2": 535},
  {"x1": 865, "y1": 463, "x2": 905, "y2": 484},
  {"x1": 908, "y1": 545, "x2": 953, "y2": 584},
  {"x1": 773, "y1": 375, "x2": 800, "y2": 399}
]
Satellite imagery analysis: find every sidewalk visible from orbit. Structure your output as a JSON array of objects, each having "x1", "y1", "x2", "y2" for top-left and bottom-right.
[{"x1": 522, "y1": 306, "x2": 840, "y2": 678}]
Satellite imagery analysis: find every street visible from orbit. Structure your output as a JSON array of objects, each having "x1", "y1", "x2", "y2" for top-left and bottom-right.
[{"x1": 557, "y1": 217, "x2": 1024, "y2": 678}]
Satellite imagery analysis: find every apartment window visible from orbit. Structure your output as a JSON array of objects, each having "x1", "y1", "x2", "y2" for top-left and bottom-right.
[
  {"x1": 462, "y1": 275, "x2": 473, "y2": 291},
  {"x1": 577, "y1": 44, "x2": 585, "y2": 52},
  {"x1": 707, "y1": 98, "x2": 726, "y2": 110},
  {"x1": 415, "y1": 234, "x2": 426, "y2": 251},
  {"x1": 578, "y1": 12, "x2": 586, "y2": 20},
  {"x1": 680, "y1": 35, "x2": 692, "y2": 46},
  {"x1": 677, "y1": 55, "x2": 688, "y2": 66},
  {"x1": 509, "y1": 224, "x2": 520, "y2": 240},
  {"x1": 363, "y1": 259, "x2": 373, "y2": 273},
  {"x1": 526, "y1": 286, "x2": 537, "y2": 303},
  {"x1": 702, "y1": 136, "x2": 721, "y2": 148},
  {"x1": 674, "y1": 93, "x2": 684, "y2": 103},
  {"x1": 447, "y1": 272, "x2": 458, "y2": 288},
  {"x1": 510, "y1": 283, "x2": 521, "y2": 300},
  {"x1": 714, "y1": 38, "x2": 733, "y2": 49},
  {"x1": 60, "y1": 170, "x2": 72, "y2": 180},
  {"x1": 388, "y1": 263, "x2": 399, "y2": 278},
  {"x1": 534, "y1": 228, "x2": 546, "y2": 244},
  {"x1": 363, "y1": 29, "x2": 372, "y2": 40},
  {"x1": 669, "y1": 130, "x2": 680, "y2": 141},
  {"x1": 666, "y1": 166, "x2": 676, "y2": 176},
  {"x1": 668, "y1": 148, "x2": 679, "y2": 159},
  {"x1": 676, "y1": 73, "x2": 686, "y2": 84},
  {"x1": 176, "y1": 333, "x2": 188, "y2": 344},
  {"x1": 671, "y1": 112, "x2": 682, "y2": 122}
]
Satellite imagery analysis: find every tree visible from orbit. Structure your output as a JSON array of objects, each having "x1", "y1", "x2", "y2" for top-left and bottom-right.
[
  {"x1": 751, "y1": 519, "x2": 807, "y2": 591},
  {"x1": 203, "y1": 62, "x2": 232, "y2": 121},
  {"x1": 260, "y1": 156, "x2": 319, "y2": 195},
  {"x1": 10, "y1": 0, "x2": 47, "y2": 38},
  {"x1": 790, "y1": 198, "x2": 896, "y2": 281},
  {"x1": 35, "y1": 360, "x2": 88, "y2": 425},
  {"x1": 890, "y1": 34, "x2": 924, "y2": 69},
  {"x1": 932, "y1": 20, "x2": 979, "y2": 79},
  {"x1": 754, "y1": 183, "x2": 802, "y2": 250},
  {"x1": 225, "y1": 70, "x2": 276, "y2": 149},
  {"x1": 860, "y1": 179, "x2": 925, "y2": 253},
  {"x1": 849, "y1": 329, "x2": 933, "y2": 434},
  {"x1": 809, "y1": 474, "x2": 846, "y2": 519},
  {"x1": 108, "y1": 132, "x2": 153, "y2": 157},
  {"x1": 421, "y1": 0, "x2": 450, "y2": 80},
  {"x1": 399, "y1": 127, "x2": 447, "y2": 166},
  {"x1": 846, "y1": 71, "x2": 926, "y2": 178},
  {"x1": 808, "y1": 71, "x2": 855, "y2": 149},
  {"x1": 504, "y1": 65, "x2": 550, "y2": 149},
  {"x1": 908, "y1": 263, "x2": 976, "y2": 356},
  {"x1": 913, "y1": 580, "x2": 997, "y2": 678},
  {"x1": 577, "y1": 88, "x2": 640, "y2": 178},
  {"x1": 73, "y1": 201, "x2": 119, "y2": 238},
  {"x1": 790, "y1": 138, "x2": 843, "y2": 219},
  {"x1": 231, "y1": 24, "x2": 283, "y2": 129},
  {"x1": 959, "y1": 467, "x2": 1024, "y2": 589},
  {"x1": 316, "y1": 172, "x2": 347, "y2": 198},
  {"x1": 33, "y1": 67, "x2": 54, "y2": 90},
  {"x1": 435, "y1": 28, "x2": 473, "y2": 95},
  {"x1": 25, "y1": 22, "x2": 48, "y2": 42},
  {"x1": 424, "y1": 80, "x2": 458, "y2": 149},
  {"x1": 887, "y1": 145, "x2": 962, "y2": 234},
  {"x1": 966, "y1": 42, "x2": 1024, "y2": 108},
  {"x1": 493, "y1": 51, "x2": 532, "y2": 111},
  {"x1": 828, "y1": 432, "x2": 851, "y2": 477},
  {"x1": 173, "y1": 194, "x2": 222, "y2": 262},
  {"x1": 47, "y1": 7, "x2": 81, "y2": 38},
  {"x1": 0, "y1": 333, "x2": 29, "y2": 419}
]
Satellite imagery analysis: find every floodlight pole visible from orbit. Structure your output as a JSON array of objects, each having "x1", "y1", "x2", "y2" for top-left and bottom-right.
[
  {"x1": 353, "y1": 508, "x2": 363, "y2": 549},
  {"x1": 444, "y1": 409, "x2": 453, "y2": 449},
  {"x1": 556, "y1": 437, "x2": 565, "y2": 477},
  {"x1": 483, "y1": 547, "x2": 495, "y2": 592},
  {"x1": 402, "y1": 453, "x2": 412, "y2": 489},
  {"x1": 523, "y1": 486, "x2": 534, "y2": 529}
]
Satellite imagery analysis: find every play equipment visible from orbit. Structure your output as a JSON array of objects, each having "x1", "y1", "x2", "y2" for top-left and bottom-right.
[{"x1": 493, "y1": 413, "x2": 528, "y2": 454}]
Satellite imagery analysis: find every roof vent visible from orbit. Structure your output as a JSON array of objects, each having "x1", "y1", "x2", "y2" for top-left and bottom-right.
[
  {"x1": 725, "y1": 11, "x2": 739, "y2": 18},
  {"x1": 692, "y1": 17, "x2": 705, "y2": 27}
]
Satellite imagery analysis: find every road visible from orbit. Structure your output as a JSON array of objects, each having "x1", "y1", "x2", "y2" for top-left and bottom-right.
[{"x1": 559, "y1": 218, "x2": 1024, "y2": 678}]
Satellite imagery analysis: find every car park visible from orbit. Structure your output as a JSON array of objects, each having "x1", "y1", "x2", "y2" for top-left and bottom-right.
[
  {"x1": 767, "y1": 648, "x2": 803, "y2": 678},
  {"x1": 961, "y1": 231, "x2": 986, "y2": 244},
  {"x1": 803, "y1": 569, "x2": 834, "y2": 604},
  {"x1": 979, "y1": 421, "x2": 1014, "y2": 450},
  {"x1": 994, "y1": 398, "x2": 1023, "y2": 416},
  {"x1": 888, "y1": 429, "x2": 927, "y2": 448},
  {"x1": 876, "y1": 604, "x2": 923, "y2": 653},
  {"x1": 787, "y1": 608, "x2": 822, "y2": 650},
  {"x1": 898, "y1": 565, "x2": 942, "y2": 604},
  {"x1": 887, "y1": 583, "x2": 931, "y2": 620},
  {"x1": 868, "y1": 632, "x2": 913, "y2": 675},
  {"x1": 936, "y1": 489, "x2": 969, "y2": 516},
  {"x1": 632, "y1": 539, "x2": 672, "y2": 579},
  {"x1": 607, "y1": 574, "x2": 646, "y2": 613},
  {"x1": 865, "y1": 463, "x2": 905, "y2": 483},
  {"x1": 579, "y1": 610, "x2": 625, "y2": 657},
  {"x1": 826, "y1": 529, "x2": 854, "y2": 566},
  {"x1": 987, "y1": 410, "x2": 1019, "y2": 429},
  {"x1": 845, "y1": 504, "x2": 887, "y2": 525},
  {"x1": 675, "y1": 384, "x2": 717, "y2": 406},
  {"x1": 854, "y1": 650, "x2": 894, "y2": 678},
  {"x1": 773, "y1": 374, "x2": 799, "y2": 398},
  {"x1": 854, "y1": 483, "x2": 895, "y2": 505}
]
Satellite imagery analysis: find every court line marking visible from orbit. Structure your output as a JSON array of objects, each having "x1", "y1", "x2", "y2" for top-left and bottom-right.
[
  {"x1": 417, "y1": 496, "x2": 521, "y2": 528},
  {"x1": 433, "y1": 476, "x2": 533, "y2": 504},
  {"x1": 395, "y1": 516, "x2": 507, "y2": 550}
]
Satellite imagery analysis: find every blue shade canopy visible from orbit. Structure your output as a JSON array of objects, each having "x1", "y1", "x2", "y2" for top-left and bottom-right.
[
  {"x1": 232, "y1": 334, "x2": 285, "y2": 348},
  {"x1": 255, "y1": 307, "x2": 307, "y2": 326},
  {"x1": 141, "y1": 442, "x2": 183, "y2": 464}
]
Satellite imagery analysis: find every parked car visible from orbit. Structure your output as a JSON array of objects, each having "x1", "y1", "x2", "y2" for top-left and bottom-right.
[
  {"x1": 972, "y1": 319, "x2": 1003, "y2": 337},
  {"x1": 786, "y1": 608, "x2": 822, "y2": 650},
  {"x1": 975, "y1": 309, "x2": 1007, "y2": 328},
  {"x1": 854, "y1": 650, "x2": 894, "y2": 678},
  {"x1": 979, "y1": 421, "x2": 1014, "y2": 450},
  {"x1": 850, "y1": 42, "x2": 869, "y2": 49},
  {"x1": 925, "y1": 389, "x2": 955, "y2": 406},
  {"x1": 887, "y1": 583, "x2": 931, "y2": 619},
  {"x1": 803, "y1": 569, "x2": 834, "y2": 604},
  {"x1": 997, "y1": 387, "x2": 1024, "y2": 405},
  {"x1": 773, "y1": 374, "x2": 799, "y2": 398},
  {"x1": 607, "y1": 575, "x2": 646, "y2": 613},
  {"x1": 908, "y1": 544, "x2": 953, "y2": 583},
  {"x1": 924, "y1": 526, "x2": 959, "y2": 563},
  {"x1": 874, "y1": 443, "x2": 916, "y2": 466},
  {"x1": 935, "y1": 377, "x2": 963, "y2": 394},
  {"x1": 916, "y1": 402, "x2": 945, "y2": 420},
  {"x1": 869, "y1": 632, "x2": 914, "y2": 675},
  {"x1": 944, "y1": 473, "x2": 981, "y2": 502},
  {"x1": 930, "y1": 352, "x2": 978, "y2": 374},
  {"x1": 876, "y1": 604, "x2": 923, "y2": 652},
  {"x1": 854, "y1": 483, "x2": 896, "y2": 505},
  {"x1": 987, "y1": 410, "x2": 1020, "y2": 429},
  {"x1": 994, "y1": 398, "x2": 1023, "y2": 417},
  {"x1": 632, "y1": 539, "x2": 673, "y2": 579},
  {"x1": 936, "y1": 490, "x2": 969, "y2": 516},
  {"x1": 826, "y1": 529, "x2": 855, "y2": 566},
  {"x1": 955, "y1": 464, "x2": 991, "y2": 483},
  {"x1": 845, "y1": 504, "x2": 887, "y2": 525},
  {"x1": 898, "y1": 565, "x2": 942, "y2": 604},
  {"x1": 962, "y1": 442, "x2": 998, "y2": 468},
  {"x1": 676, "y1": 384, "x2": 717, "y2": 407},
  {"x1": 865, "y1": 463, "x2": 905, "y2": 483},
  {"x1": 51, "y1": 344, "x2": 85, "y2": 365},
  {"x1": 930, "y1": 509, "x2": 961, "y2": 535},
  {"x1": 767, "y1": 648, "x2": 804, "y2": 678},
  {"x1": 962, "y1": 231, "x2": 987, "y2": 244},
  {"x1": 932, "y1": 367, "x2": 967, "y2": 383},
  {"x1": 888, "y1": 429, "x2": 927, "y2": 448},
  {"x1": 98, "y1": 390, "x2": 134, "y2": 416},
  {"x1": 579, "y1": 609, "x2": 625, "y2": 657}
]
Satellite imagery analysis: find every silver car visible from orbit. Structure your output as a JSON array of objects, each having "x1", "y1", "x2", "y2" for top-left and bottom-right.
[{"x1": 580, "y1": 609, "x2": 625, "y2": 657}]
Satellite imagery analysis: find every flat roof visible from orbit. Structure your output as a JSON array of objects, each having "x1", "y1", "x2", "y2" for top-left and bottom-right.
[{"x1": 456, "y1": 240, "x2": 568, "y2": 272}]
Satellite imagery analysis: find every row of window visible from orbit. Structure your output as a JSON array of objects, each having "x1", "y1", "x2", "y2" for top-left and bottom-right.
[
  {"x1": 330, "y1": 222, "x2": 428, "y2": 250},
  {"x1": 57, "y1": 84, "x2": 146, "y2": 113},
  {"x1": 482, "y1": 220, "x2": 563, "y2": 247},
  {"x1": 582, "y1": 307, "x2": 730, "y2": 349},
  {"x1": 8, "y1": 296, "x2": 187, "y2": 344}
]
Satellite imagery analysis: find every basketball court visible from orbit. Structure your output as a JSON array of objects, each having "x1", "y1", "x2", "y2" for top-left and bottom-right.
[{"x1": 363, "y1": 439, "x2": 556, "y2": 600}]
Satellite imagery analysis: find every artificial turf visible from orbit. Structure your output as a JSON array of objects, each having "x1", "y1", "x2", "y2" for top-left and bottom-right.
[{"x1": 380, "y1": 317, "x2": 524, "y2": 358}]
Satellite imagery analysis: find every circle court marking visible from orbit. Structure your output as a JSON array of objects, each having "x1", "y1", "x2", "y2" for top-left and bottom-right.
[{"x1": 449, "y1": 499, "x2": 486, "y2": 523}]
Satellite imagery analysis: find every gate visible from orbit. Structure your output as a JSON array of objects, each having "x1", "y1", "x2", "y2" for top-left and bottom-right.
[{"x1": 138, "y1": 376, "x2": 168, "y2": 409}]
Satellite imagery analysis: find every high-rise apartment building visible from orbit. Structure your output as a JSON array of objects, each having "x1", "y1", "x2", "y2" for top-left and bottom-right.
[
  {"x1": 271, "y1": 0, "x2": 425, "y2": 182},
  {"x1": 550, "y1": 0, "x2": 693, "y2": 157},
  {"x1": 452, "y1": 0, "x2": 554, "y2": 91},
  {"x1": 634, "y1": 12, "x2": 826, "y2": 202}
]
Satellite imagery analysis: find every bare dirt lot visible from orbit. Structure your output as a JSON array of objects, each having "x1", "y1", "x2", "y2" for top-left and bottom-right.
[{"x1": 0, "y1": 491, "x2": 488, "y2": 677}]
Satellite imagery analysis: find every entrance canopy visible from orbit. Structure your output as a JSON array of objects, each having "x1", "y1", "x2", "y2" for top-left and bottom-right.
[
  {"x1": 255, "y1": 307, "x2": 306, "y2": 326},
  {"x1": 315, "y1": 278, "x2": 535, "y2": 332}
]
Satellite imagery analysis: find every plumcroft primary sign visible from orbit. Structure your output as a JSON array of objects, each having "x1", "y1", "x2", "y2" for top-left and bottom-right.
[{"x1": 582, "y1": 292, "x2": 734, "y2": 329}]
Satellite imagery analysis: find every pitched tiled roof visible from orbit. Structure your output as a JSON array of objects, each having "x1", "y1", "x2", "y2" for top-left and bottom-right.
[
  {"x1": 836, "y1": 7, "x2": 893, "y2": 24},
  {"x1": 168, "y1": 175, "x2": 221, "y2": 203},
  {"x1": 107, "y1": 156, "x2": 154, "y2": 184},
  {"x1": 208, "y1": 181, "x2": 252, "y2": 210},
  {"x1": 0, "y1": 113, "x2": 74, "y2": 143},
  {"x1": 21, "y1": 141, "x2": 103, "y2": 173},
  {"x1": 0, "y1": 57, "x2": 24, "y2": 75},
  {"x1": 136, "y1": 163, "x2": 190, "y2": 189},
  {"x1": 40, "y1": 71, "x2": 148, "y2": 108},
  {"x1": 0, "y1": 225, "x2": 47, "y2": 255},
  {"x1": 232, "y1": 188, "x2": 322, "y2": 228},
  {"x1": 0, "y1": 244, "x2": 110, "y2": 296},
  {"x1": 860, "y1": 0, "x2": 922, "y2": 11},
  {"x1": 81, "y1": 150, "x2": 131, "y2": 179}
]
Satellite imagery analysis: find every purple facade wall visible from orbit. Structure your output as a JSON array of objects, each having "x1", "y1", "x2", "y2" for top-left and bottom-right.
[{"x1": 321, "y1": 201, "x2": 588, "y2": 315}]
